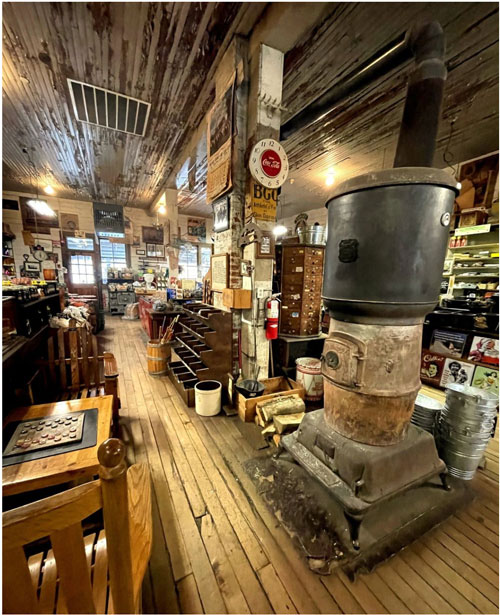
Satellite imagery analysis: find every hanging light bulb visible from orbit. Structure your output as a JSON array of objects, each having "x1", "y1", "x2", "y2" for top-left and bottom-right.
[
  {"x1": 26, "y1": 199, "x2": 57, "y2": 217},
  {"x1": 158, "y1": 204, "x2": 167, "y2": 215},
  {"x1": 272, "y1": 224, "x2": 288, "y2": 237},
  {"x1": 43, "y1": 185, "x2": 55, "y2": 195}
]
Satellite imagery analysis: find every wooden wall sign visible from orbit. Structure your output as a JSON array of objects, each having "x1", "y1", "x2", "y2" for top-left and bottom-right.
[
  {"x1": 187, "y1": 218, "x2": 206, "y2": 241},
  {"x1": 206, "y1": 76, "x2": 235, "y2": 203},
  {"x1": 142, "y1": 225, "x2": 164, "y2": 244},
  {"x1": 245, "y1": 179, "x2": 278, "y2": 222},
  {"x1": 211, "y1": 253, "x2": 229, "y2": 291},
  {"x1": 60, "y1": 213, "x2": 79, "y2": 231}
]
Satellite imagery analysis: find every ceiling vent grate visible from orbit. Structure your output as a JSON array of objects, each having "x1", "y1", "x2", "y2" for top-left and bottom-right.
[{"x1": 68, "y1": 79, "x2": 151, "y2": 137}]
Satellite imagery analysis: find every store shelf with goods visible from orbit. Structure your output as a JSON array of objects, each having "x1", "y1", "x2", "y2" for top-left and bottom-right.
[
  {"x1": 449, "y1": 242, "x2": 499, "y2": 251},
  {"x1": 166, "y1": 302, "x2": 233, "y2": 407}
]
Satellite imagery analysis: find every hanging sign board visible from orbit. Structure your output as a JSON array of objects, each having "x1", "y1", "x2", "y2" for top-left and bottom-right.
[
  {"x1": 206, "y1": 76, "x2": 235, "y2": 203},
  {"x1": 245, "y1": 179, "x2": 278, "y2": 222},
  {"x1": 249, "y1": 139, "x2": 289, "y2": 188}
]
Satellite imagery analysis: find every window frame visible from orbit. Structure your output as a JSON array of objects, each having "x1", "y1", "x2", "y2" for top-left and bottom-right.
[
  {"x1": 99, "y1": 239, "x2": 130, "y2": 282},
  {"x1": 178, "y1": 242, "x2": 212, "y2": 281}
]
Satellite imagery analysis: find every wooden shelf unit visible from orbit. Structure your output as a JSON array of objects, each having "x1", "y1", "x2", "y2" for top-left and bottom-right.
[{"x1": 167, "y1": 302, "x2": 232, "y2": 407}]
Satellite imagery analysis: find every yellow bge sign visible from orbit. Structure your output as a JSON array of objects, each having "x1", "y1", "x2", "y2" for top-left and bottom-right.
[{"x1": 246, "y1": 179, "x2": 278, "y2": 221}]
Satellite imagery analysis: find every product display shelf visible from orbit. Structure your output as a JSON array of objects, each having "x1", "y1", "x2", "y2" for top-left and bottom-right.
[
  {"x1": 166, "y1": 302, "x2": 232, "y2": 407},
  {"x1": 444, "y1": 236, "x2": 499, "y2": 296}
]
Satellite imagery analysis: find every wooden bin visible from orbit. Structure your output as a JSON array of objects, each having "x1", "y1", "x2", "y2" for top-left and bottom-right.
[
  {"x1": 237, "y1": 376, "x2": 305, "y2": 422},
  {"x1": 147, "y1": 339, "x2": 171, "y2": 376}
]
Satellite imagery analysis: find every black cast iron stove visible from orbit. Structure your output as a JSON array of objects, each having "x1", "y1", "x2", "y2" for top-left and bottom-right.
[{"x1": 272, "y1": 22, "x2": 469, "y2": 565}]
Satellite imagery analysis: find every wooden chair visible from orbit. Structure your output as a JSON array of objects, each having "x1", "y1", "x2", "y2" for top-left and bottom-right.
[
  {"x1": 2, "y1": 439, "x2": 152, "y2": 614},
  {"x1": 34, "y1": 323, "x2": 120, "y2": 428}
]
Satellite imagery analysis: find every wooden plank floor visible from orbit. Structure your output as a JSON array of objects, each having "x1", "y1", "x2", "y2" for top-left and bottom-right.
[{"x1": 101, "y1": 317, "x2": 499, "y2": 615}]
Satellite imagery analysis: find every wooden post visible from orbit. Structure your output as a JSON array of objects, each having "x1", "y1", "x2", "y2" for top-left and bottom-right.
[{"x1": 98, "y1": 438, "x2": 136, "y2": 614}]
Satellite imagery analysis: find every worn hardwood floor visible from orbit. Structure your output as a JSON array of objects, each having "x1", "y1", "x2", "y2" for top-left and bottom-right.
[{"x1": 101, "y1": 317, "x2": 499, "y2": 615}]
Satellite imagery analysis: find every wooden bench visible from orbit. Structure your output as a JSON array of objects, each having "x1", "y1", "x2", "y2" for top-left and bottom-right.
[
  {"x1": 2, "y1": 439, "x2": 152, "y2": 614},
  {"x1": 33, "y1": 324, "x2": 120, "y2": 430}
]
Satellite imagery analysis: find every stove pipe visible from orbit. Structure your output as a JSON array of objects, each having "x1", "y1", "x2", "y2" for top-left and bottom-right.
[{"x1": 321, "y1": 23, "x2": 460, "y2": 446}]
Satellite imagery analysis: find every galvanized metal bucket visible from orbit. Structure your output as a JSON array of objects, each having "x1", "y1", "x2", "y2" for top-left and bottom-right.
[
  {"x1": 411, "y1": 393, "x2": 443, "y2": 435},
  {"x1": 437, "y1": 384, "x2": 498, "y2": 480}
]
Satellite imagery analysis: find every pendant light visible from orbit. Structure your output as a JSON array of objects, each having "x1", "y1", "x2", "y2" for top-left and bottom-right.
[{"x1": 272, "y1": 192, "x2": 287, "y2": 237}]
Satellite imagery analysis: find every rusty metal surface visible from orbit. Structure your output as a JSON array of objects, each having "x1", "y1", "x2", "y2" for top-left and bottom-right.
[
  {"x1": 322, "y1": 320, "x2": 422, "y2": 445},
  {"x1": 2, "y1": 2, "x2": 260, "y2": 208}
]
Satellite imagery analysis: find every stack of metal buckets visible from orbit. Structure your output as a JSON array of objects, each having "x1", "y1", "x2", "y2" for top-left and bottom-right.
[
  {"x1": 411, "y1": 393, "x2": 443, "y2": 435},
  {"x1": 437, "y1": 384, "x2": 498, "y2": 480}
]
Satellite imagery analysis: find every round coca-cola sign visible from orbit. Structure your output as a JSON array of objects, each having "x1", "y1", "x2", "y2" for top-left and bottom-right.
[
  {"x1": 260, "y1": 149, "x2": 282, "y2": 178},
  {"x1": 249, "y1": 139, "x2": 289, "y2": 188}
]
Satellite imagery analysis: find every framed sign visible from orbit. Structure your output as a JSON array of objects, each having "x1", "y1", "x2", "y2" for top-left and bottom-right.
[
  {"x1": 146, "y1": 243, "x2": 165, "y2": 258},
  {"x1": 211, "y1": 253, "x2": 229, "y2": 291},
  {"x1": 142, "y1": 225, "x2": 164, "y2": 244},
  {"x1": 187, "y1": 218, "x2": 206, "y2": 241},
  {"x1": 213, "y1": 196, "x2": 230, "y2": 232},
  {"x1": 256, "y1": 231, "x2": 275, "y2": 259},
  {"x1": 206, "y1": 76, "x2": 235, "y2": 202},
  {"x1": 136, "y1": 249, "x2": 146, "y2": 255},
  {"x1": 249, "y1": 139, "x2": 289, "y2": 188}
]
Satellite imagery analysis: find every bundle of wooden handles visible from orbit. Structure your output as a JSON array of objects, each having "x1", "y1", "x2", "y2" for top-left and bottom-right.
[{"x1": 160, "y1": 315, "x2": 179, "y2": 344}]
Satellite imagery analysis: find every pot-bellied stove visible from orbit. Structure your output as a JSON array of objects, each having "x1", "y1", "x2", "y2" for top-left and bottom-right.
[{"x1": 273, "y1": 21, "x2": 469, "y2": 567}]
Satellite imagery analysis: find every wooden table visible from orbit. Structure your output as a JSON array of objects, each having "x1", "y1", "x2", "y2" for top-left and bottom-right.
[{"x1": 3, "y1": 396, "x2": 113, "y2": 496}]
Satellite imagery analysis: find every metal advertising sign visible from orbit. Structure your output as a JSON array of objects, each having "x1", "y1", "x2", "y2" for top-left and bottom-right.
[
  {"x1": 249, "y1": 139, "x2": 288, "y2": 188},
  {"x1": 245, "y1": 179, "x2": 278, "y2": 222}
]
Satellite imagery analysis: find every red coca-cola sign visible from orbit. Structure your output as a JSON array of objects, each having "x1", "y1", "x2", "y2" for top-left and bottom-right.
[{"x1": 260, "y1": 149, "x2": 282, "y2": 178}]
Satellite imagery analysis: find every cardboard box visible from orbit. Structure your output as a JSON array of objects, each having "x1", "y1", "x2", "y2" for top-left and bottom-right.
[{"x1": 222, "y1": 288, "x2": 252, "y2": 309}]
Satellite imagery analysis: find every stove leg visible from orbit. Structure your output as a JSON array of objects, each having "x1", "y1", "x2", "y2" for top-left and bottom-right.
[
  {"x1": 440, "y1": 472, "x2": 451, "y2": 491},
  {"x1": 344, "y1": 512, "x2": 362, "y2": 550},
  {"x1": 273, "y1": 446, "x2": 285, "y2": 460}
]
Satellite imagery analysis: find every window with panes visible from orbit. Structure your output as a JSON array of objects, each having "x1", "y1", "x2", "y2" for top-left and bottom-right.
[
  {"x1": 178, "y1": 243, "x2": 212, "y2": 280},
  {"x1": 100, "y1": 239, "x2": 128, "y2": 282}
]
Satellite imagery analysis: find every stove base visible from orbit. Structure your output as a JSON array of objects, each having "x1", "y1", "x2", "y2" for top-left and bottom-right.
[
  {"x1": 281, "y1": 409, "x2": 449, "y2": 549},
  {"x1": 244, "y1": 452, "x2": 470, "y2": 577}
]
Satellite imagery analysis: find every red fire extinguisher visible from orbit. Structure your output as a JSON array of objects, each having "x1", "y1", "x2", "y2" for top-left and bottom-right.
[{"x1": 265, "y1": 296, "x2": 280, "y2": 340}]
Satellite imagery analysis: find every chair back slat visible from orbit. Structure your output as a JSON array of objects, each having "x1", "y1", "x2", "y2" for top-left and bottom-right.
[
  {"x1": 69, "y1": 329, "x2": 80, "y2": 390},
  {"x1": 80, "y1": 328, "x2": 91, "y2": 388},
  {"x1": 92, "y1": 335, "x2": 100, "y2": 386},
  {"x1": 50, "y1": 523, "x2": 96, "y2": 614},
  {"x1": 3, "y1": 545, "x2": 40, "y2": 614},
  {"x1": 39, "y1": 549, "x2": 57, "y2": 613},
  {"x1": 47, "y1": 336, "x2": 57, "y2": 388},
  {"x1": 57, "y1": 328, "x2": 67, "y2": 390}
]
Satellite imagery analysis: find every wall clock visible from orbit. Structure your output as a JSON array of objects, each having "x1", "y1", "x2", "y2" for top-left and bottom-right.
[
  {"x1": 249, "y1": 139, "x2": 289, "y2": 188},
  {"x1": 32, "y1": 247, "x2": 49, "y2": 262}
]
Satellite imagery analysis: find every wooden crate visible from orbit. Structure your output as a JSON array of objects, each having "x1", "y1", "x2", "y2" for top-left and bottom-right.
[{"x1": 237, "y1": 376, "x2": 305, "y2": 422}]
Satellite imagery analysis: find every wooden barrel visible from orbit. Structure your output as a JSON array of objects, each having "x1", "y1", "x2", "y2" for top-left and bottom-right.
[{"x1": 147, "y1": 339, "x2": 171, "y2": 376}]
